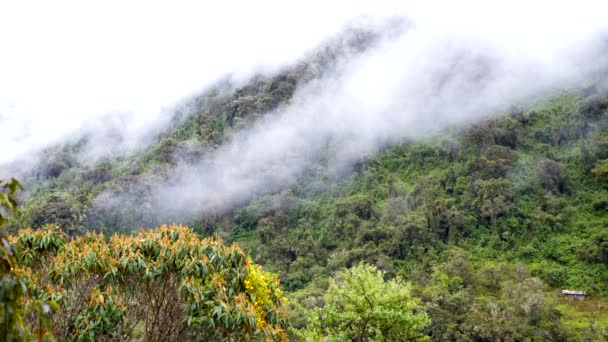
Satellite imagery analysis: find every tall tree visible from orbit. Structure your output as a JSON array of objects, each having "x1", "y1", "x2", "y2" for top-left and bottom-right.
[{"x1": 297, "y1": 263, "x2": 429, "y2": 341}]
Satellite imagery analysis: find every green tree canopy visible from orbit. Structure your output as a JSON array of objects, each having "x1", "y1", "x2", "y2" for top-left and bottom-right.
[{"x1": 297, "y1": 263, "x2": 429, "y2": 341}]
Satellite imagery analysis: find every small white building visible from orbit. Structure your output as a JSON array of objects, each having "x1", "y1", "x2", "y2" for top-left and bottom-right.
[{"x1": 562, "y1": 289, "x2": 586, "y2": 300}]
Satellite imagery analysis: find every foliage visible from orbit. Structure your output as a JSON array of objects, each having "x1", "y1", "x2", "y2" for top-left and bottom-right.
[
  {"x1": 8, "y1": 66, "x2": 608, "y2": 340},
  {"x1": 417, "y1": 251, "x2": 568, "y2": 341},
  {"x1": 555, "y1": 297, "x2": 608, "y2": 340},
  {"x1": 0, "y1": 178, "x2": 53, "y2": 341},
  {"x1": 8, "y1": 225, "x2": 288, "y2": 341},
  {"x1": 592, "y1": 159, "x2": 608, "y2": 185},
  {"x1": 295, "y1": 263, "x2": 429, "y2": 341},
  {"x1": 0, "y1": 178, "x2": 23, "y2": 228},
  {"x1": 537, "y1": 158, "x2": 566, "y2": 193}
]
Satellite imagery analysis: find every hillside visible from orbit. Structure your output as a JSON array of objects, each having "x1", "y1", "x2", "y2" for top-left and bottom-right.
[
  {"x1": 2, "y1": 36, "x2": 608, "y2": 338},
  {"x1": 4, "y1": 3, "x2": 608, "y2": 340}
]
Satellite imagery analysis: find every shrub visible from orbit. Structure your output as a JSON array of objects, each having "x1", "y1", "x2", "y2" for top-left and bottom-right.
[{"x1": 8, "y1": 225, "x2": 289, "y2": 341}]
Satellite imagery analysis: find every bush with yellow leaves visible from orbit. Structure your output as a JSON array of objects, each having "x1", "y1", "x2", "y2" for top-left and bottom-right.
[{"x1": 8, "y1": 224, "x2": 288, "y2": 341}]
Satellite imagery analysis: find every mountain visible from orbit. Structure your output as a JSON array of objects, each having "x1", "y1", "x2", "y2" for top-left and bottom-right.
[{"x1": 3, "y1": 28, "x2": 608, "y2": 340}]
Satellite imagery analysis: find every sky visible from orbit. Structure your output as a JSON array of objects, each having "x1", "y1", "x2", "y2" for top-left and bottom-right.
[
  {"x1": 1, "y1": 1, "x2": 606, "y2": 165},
  {"x1": 0, "y1": 1, "x2": 397, "y2": 163},
  {"x1": 2, "y1": 1, "x2": 608, "y2": 220}
]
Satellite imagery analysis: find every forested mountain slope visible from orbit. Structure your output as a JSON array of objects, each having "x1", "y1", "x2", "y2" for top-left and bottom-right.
[{"x1": 5, "y1": 54, "x2": 608, "y2": 339}]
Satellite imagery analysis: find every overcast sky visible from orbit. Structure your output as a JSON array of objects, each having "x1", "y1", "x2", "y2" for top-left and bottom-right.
[{"x1": 1, "y1": 1, "x2": 607, "y2": 165}]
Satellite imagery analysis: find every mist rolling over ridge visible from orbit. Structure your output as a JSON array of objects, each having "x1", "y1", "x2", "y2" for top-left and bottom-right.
[
  {"x1": 5, "y1": 3, "x2": 608, "y2": 340},
  {"x1": 97, "y1": 5, "x2": 608, "y2": 222},
  {"x1": 2, "y1": 1, "x2": 608, "y2": 227}
]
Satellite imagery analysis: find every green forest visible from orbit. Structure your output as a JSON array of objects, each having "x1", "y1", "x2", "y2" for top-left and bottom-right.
[{"x1": 2, "y1": 48, "x2": 608, "y2": 340}]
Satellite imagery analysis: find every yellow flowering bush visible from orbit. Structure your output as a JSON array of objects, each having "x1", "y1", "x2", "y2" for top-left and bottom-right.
[{"x1": 245, "y1": 263, "x2": 288, "y2": 329}]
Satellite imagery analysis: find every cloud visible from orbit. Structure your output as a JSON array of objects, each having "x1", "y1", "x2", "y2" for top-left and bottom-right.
[
  {"x1": 144, "y1": 2, "x2": 608, "y2": 218},
  {"x1": 0, "y1": 0, "x2": 399, "y2": 164}
]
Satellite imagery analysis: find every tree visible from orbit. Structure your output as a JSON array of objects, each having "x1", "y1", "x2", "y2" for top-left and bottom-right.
[
  {"x1": 297, "y1": 263, "x2": 429, "y2": 341},
  {"x1": 9, "y1": 225, "x2": 289, "y2": 341},
  {"x1": 420, "y1": 256, "x2": 568, "y2": 341},
  {"x1": 592, "y1": 159, "x2": 608, "y2": 186},
  {"x1": 579, "y1": 93, "x2": 608, "y2": 119},
  {"x1": 537, "y1": 159, "x2": 566, "y2": 193},
  {"x1": 472, "y1": 145, "x2": 515, "y2": 180},
  {"x1": 23, "y1": 192, "x2": 85, "y2": 233},
  {"x1": 473, "y1": 178, "x2": 513, "y2": 226},
  {"x1": 0, "y1": 178, "x2": 50, "y2": 342}
]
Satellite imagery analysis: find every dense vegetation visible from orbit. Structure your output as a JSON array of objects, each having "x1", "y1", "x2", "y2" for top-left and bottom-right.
[
  {"x1": 3, "y1": 44, "x2": 608, "y2": 339},
  {"x1": 294, "y1": 263, "x2": 429, "y2": 340},
  {"x1": 2, "y1": 224, "x2": 289, "y2": 340}
]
